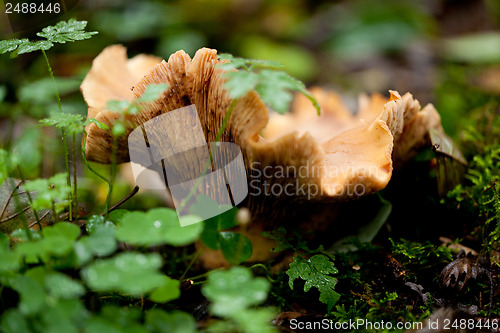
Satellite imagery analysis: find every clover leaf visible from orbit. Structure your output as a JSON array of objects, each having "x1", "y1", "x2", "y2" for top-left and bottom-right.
[
  {"x1": 145, "y1": 310, "x2": 196, "y2": 333},
  {"x1": 81, "y1": 252, "x2": 167, "y2": 296},
  {"x1": 115, "y1": 208, "x2": 202, "y2": 246},
  {"x1": 202, "y1": 266, "x2": 270, "y2": 317}
]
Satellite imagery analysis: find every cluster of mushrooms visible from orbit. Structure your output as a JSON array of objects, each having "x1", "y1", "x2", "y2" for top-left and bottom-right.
[{"x1": 81, "y1": 45, "x2": 446, "y2": 266}]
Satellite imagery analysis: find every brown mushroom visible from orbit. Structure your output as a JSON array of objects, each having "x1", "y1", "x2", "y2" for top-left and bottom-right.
[{"x1": 81, "y1": 45, "x2": 447, "y2": 265}]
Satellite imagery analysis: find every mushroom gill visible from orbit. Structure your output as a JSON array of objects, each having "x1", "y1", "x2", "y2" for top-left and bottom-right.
[{"x1": 81, "y1": 45, "x2": 445, "y2": 229}]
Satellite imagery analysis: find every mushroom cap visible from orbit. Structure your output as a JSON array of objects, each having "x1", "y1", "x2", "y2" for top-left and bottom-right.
[
  {"x1": 81, "y1": 45, "x2": 162, "y2": 162},
  {"x1": 81, "y1": 46, "x2": 444, "y2": 206}
]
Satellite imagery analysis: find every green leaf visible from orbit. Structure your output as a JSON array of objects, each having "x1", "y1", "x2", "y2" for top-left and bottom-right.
[
  {"x1": 192, "y1": 195, "x2": 238, "y2": 249},
  {"x1": 218, "y1": 53, "x2": 320, "y2": 115},
  {"x1": 86, "y1": 306, "x2": 145, "y2": 333},
  {"x1": 45, "y1": 273, "x2": 85, "y2": 299},
  {"x1": 81, "y1": 252, "x2": 166, "y2": 296},
  {"x1": 149, "y1": 277, "x2": 180, "y2": 303},
  {"x1": 0, "y1": 309, "x2": 29, "y2": 333},
  {"x1": 23, "y1": 174, "x2": 72, "y2": 212},
  {"x1": 287, "y1": 254, "x2": 340, "y2": 312},
  {"x1": 37, "y1": 19, "x2": 98, "y2": 44},
  {"x1": 15, "y1": 223, "x2": 81, "y2": 263},
  {"x1": 112, "y1": 122, "x2": 126, "y2": 137},
  {"x1": 0, "y1": 252, "x2": 21, "y2": 274},
  {"x1": 75, "y1": 226, "x2": 117, "y2": 266},
  {"x1": 0, "y1": 232, "x2": 9, "y2": 252},
  {"x1": 115, "y1": 208, "x2": 202, "y2": 246},
  {"x1": 86, "y1": 215, "x2": 115, "y2": 234},
  {"x1": 0, "y1": 39, "x2": 28, "y2": 54},
  {"x1": 88, "y1": 118, "x2": 110, "y2": 130},
  {"x1": 106, "y1": 100, "x2": 131, "y2": 112},
  {"x1": 40, "y1": 111, "x2": 86, "y2": 135},
  {"x1": 232, "y1": 308, "x2": 278, "y2": 333},
  {"x1": 17, "y1": 40, "x2": 53, "y2": 54},
  {"x1": 223, "y1": 71, "x2": 259, "y2": 99},
  {"x1": 107, "y1": 209, "x2": 130, "y2": 224},
  {"x1": 218, "y1": 53, "x2": 283, "y2": 71},
  {"x1": 39, "y1": 299, "x2": 88, "y2": 333},
  {"x1": 220, "y1": 232, "x2": 252, "y2": 264},
  {"x1": 145, "y1": 310, "x2": 197, "y2": 333},
  {"x1": 42, "y1": 222, "x2": 80, "y2": 242},
  {"x1": 202, "y1": 266, "x2": 270, "y2": 317},
  {"x1": 11, "y1": 229, "x2": 41, "y2": 242},
  {"x1": 136, "y1": 83, "x2": 169, "y2": 102},
  {"x1": 9, "y1": 275, "x2": 47, "y2": 315},
  {"x1": 254, "y1": 70, "x2": 306, "y2": 114}
]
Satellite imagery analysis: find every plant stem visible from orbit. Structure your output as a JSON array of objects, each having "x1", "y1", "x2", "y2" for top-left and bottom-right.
[
  {"x1": 41, "y1": 49, "x2": 72, "y2": 221},
  {"x1": 183, "y1": 268, "x2": 223, "y2": 282},
  {"x1": 105, "y1": 135, "x2": 118, "y2": 216},
  {"x1": 17, "y1": 166, "x2": 42, "y2": 230},
  {"x1": 51, "y1": 202, "x2": 58, "y2": 223},
  {"x1": 6, "y1": 178, "x2": 32, "y2": 240},
  {"x1": 100, "y1": 185, "x2": 139, "y2": 215},
  {"x1": 82, "y1": 133, "x2": 112, "y2": 213},
  {"x1": 180, "y1": 250, "x2": 202, "y2": 281},
  {"x1": 0, "y1": 180, "x2": 22, "y2": 221},
  {"x1": 72, "y1": 133, "x2": 78, "y2": 218},
  {"x1": 249, "y1": 263, "x2": 278, "y2": 282}
]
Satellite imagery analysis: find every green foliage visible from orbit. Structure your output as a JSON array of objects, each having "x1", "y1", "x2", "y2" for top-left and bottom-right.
[
  {"x1": 262, "y1": 226, "x2": 311, "y2": 253},
  {"x1": 447, "y1": 107, "x2": 500, "y2": 253},
  {"x1": 0, "y1": 213, "x2": 198, "y2": 332},
  {"x1": 287, "y1": 254, "x2": 340, "y2": 312},
  {"x1": 218, "y1": 54, "x2": 320, "y2": 114},
  {"x1": 202, "y1": 266, "x2": 277, "y2": 333},
  {"x1": 40, "y1": 112, "x2": 109, "y2": 135},
  {"x1": 193, "y1": 195, "x2": 253, "y2": 264},
  {"x1": 40, "y1": 112, "x2": 87, "y2": 135},
  {"x1": 115, "y1": 208, "x2": 202, "y2": 246},
  {"x1": 104, "y1": 83, "x2": 169, "y2": 137},
  {"x1": 0, "y1": 19, "x2": 97, "y2": 56},
  {"x1": 82, "y1": 252, "x2": 172, "y2": 296},
  {"x1": 37, "y1": 19, "x2": 98, "y2": 44},
  {"x1": 23, "y1": 173, "x2": 71, "y2": 213},
  {"x1": 145, "y1": 310, "x2": 197, "y2": 333},
  {"x1": 390, "y1": 239, "x2": 453, "y2": 277},
  {"x1": 107, "y1": 83, "x2": 170, "y2": 114},
  {"x1": 0, "y1": 150, "x2": 18, "y2": 184},
  {"x1": 3, "y1": 4, "x2": 500, "y2": 330},
  {"x1": 136, "y1": 83, "x2": 170, "y2": 102}
]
